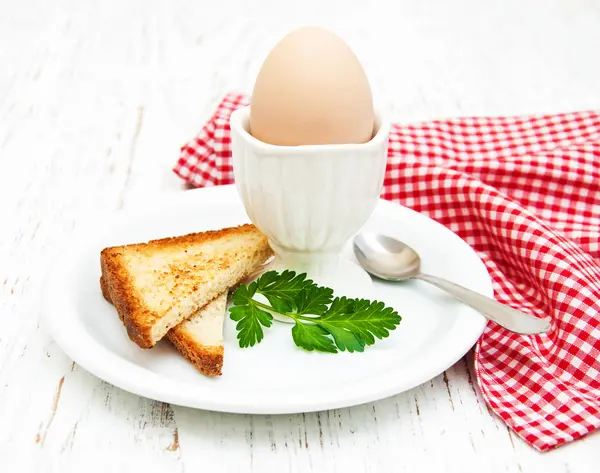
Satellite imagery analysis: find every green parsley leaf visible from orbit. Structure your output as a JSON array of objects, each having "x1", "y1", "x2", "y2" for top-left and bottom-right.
[
  {"x1": 231, "y1": 280, "x2": 257, "y2": 305},
  {"x1": 256, "y1": 270, "x2": 315, "y2": 312},
  {"x1": 317, "y1": 324, "x2": 365, "y2": 352},
  {"x1": 319, "y1": 297, "x2": 401, "y2": 346},
  {"x1": 229, "y1": 281, "x2": 273, "y2": 347},
  {"x1": 229, "y1": 304, "x2": 273, "y2": 348},
  {"x1": 295, "y1": 285, "x2": 334, "y2": 315},
  {"x1": 291, "y1": 322, "x2": 337, "y2": 353}
]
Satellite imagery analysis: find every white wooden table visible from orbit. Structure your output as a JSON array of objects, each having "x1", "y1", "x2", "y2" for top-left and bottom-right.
[{"x1": 2, "y1": 0, "x2": 599, "y2": 471}]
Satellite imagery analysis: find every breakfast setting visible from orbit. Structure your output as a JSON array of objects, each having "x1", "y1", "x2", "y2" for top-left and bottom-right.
[{"x1": 3, "y1": 2, "x2": 600, "y2": 472}]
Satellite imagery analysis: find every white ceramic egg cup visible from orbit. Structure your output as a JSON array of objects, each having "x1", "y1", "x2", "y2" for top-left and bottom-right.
[{"x1": 230, "y1": 106, "x2": 390, "y2": 320}]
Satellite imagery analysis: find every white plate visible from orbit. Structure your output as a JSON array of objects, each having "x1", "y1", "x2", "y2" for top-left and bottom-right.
[{"x1": 41, "y1": 185, "x2": 491, "y2": 414}]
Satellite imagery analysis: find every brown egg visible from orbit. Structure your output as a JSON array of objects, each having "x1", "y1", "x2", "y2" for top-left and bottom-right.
[{"x1": 249, "y1": 27, "x2": 375, "y2": 146}]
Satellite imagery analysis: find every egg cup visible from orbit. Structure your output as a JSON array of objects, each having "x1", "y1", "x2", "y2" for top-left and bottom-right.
[{"x1": 230, "y1": 105, "x2": 390, "y2": 317}]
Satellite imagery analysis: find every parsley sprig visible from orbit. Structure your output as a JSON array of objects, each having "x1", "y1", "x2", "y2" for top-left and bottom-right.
[{"x1": 229, "y1": 270, "x2": 401, "y2": 353}]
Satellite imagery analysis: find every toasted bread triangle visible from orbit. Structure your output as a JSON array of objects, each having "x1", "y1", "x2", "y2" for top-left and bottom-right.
[{"x1": 100, "y1": 224, "x2": 273, "y2": 348}]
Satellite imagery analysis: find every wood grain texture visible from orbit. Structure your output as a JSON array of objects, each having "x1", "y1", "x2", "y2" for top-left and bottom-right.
[{"x1": 1, "y1": 0, "x2": 599, "y2": 471}]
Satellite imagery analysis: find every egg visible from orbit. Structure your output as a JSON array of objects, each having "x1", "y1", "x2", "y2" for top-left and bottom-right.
[{"x1": 249, "y1": 27, "x2": 375, "y2": 146}]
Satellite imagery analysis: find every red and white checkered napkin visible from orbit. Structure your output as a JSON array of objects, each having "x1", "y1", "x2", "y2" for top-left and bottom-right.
[{"x1": 174, "y1": 93, "x2": 600, "y2": 451}]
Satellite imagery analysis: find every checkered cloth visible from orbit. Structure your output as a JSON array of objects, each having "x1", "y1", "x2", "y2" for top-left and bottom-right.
[{"x1": 174, "y1": 93, "x2": 600, "y2": 452}]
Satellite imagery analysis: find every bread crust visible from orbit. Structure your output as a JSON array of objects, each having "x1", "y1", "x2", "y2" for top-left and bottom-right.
[
  {"x1": 101, "y1": 223, "x2": 263, "y2": 253},
  {"x1": 100, "y1": 246, "x2": 155, "y2": 347},
  {"x1": 166, "y1": 329, "x2": 224, "y2": 377}
]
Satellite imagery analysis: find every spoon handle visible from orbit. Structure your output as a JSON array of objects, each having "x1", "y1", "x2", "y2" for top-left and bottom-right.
[{"x1": 415, "y1": 273, "x2": 552, "y2": 335}]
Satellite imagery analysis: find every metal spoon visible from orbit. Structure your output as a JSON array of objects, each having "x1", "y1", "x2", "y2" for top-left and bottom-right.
[{"x1": 353, "y1": 233, "x2": 552, "y2": 335}]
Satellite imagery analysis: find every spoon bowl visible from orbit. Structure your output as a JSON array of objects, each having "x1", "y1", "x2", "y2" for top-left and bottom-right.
[
  {"x1": 353, "y1": 232, "x2": 552, "y2": 335},
  {"x1": 353, "y1": 233, "x2": 422, "y2": 281}
]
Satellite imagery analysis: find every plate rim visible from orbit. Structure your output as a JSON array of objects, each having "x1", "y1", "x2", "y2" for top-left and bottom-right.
[{"x1": 41, "y1": 185, "x2": 491, "y2": 414}]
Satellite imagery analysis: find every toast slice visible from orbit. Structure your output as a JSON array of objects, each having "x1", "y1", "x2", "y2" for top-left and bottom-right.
[
  {"x1": 101, "y1": 277, "x2": 228, "y2": 376},
  {"x1": 100, "y1": 224, "x2": 273, "y2": 348}
]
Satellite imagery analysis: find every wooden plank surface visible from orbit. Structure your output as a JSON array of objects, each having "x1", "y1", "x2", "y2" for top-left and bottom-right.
[{"x1": 1, "y1": 0, "x2": 599, "y2": 471}]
